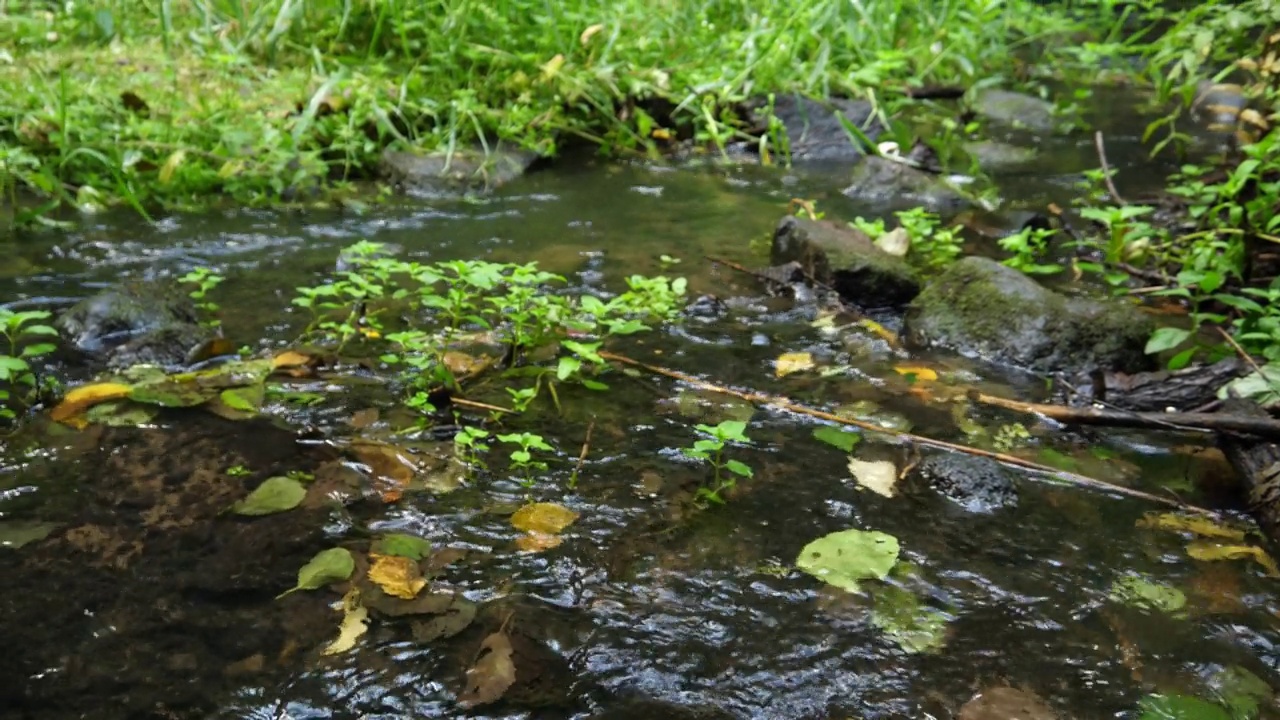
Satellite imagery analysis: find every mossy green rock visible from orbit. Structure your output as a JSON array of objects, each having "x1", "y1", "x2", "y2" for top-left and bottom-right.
[
  {"x1": 771, "y1": 216, "x2": 921, "y2": 308},
  {"x1": 56, "y1": 281, "x2": 213, "y2": 369},
  {"x1": 903, "y1": 256, "x2": 1155, "y2": 374},
  {"x1": 970, "y1": 88, "x2": 1057, "y2": 133},
  {"x1": 379, "y1": 146, "x2": 538, "y2": 197}
]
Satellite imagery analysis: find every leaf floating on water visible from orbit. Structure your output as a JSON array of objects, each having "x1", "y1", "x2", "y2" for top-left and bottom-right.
[
  {"x1": 511, "y1": 502, "x2": 579, "y2": 535},
  {"x1": 1135, "y1": 511, "x2": 1247, "y2": 542},
  {"x1": 958, "y1": 686, "x2": 1059, "y2": 720},
  {"x1": 813, "y1": 426, "x2": 861, "y2": 453},
  {"x1": 795, "y1": 528, "x2": 900, "y2": 593},
  {"x1": 411, "y1": 595, "x2": 477, "y2": 643},
  {"x1": 231, "y1": 476, "x2": 307, "y2": 516},
  {"x1": 1136, "y1": 693, "x2": 1231, "y2": 720},
  {"x1": 848, "y1": 458, "x2": 900, "y2": 498},
  {"x1": 1186, "y1": 540, "x2": 1280, "y2": 577},
  {"x1": 774, "y1": 352, "x2": 815, "y2": 378},
  {"x1": 1109, "y1": 574, "x2": 1187, "y2": 615},
  {"x1": 373, "y1": 533, "x2": 432, "y2": 561},
  {"x1": 271, "y1": 349, "x2": 314, "y2": 371},
  {"x1": 322, "y1": 590, "x2": 369, "y2": 656},
  {"x1": 277, "y1": 547, "x2": 355, "y2": 599},
  {"x1": 515, "y1": 531, "x2": 563, "y2": 553},
  {"x1": 855, "y1": 317, "x2": 898, "y2": 345},
  {"x1": 206, "y1": 384, "x2": 265, "y2": 421},
  {"x1": 457, "y1": 631, "x2": 517, "y2": 708},
  {"x1": 892, "y1": 364, "x2": 938, "y2": 382},
  {"x1": 869, "y1": 585, "x2": 950, "y2": 654},
  {"x1": 363, "y1": 588, "x2": 456, "y2": 618},
  {"x1": 367, "y1": 553, "x2": 427, "y2": 599},
  {"x1": 128, "y1": 380, "x2": 213, "y2": 408},
  {"x1": 82, "y1": 400, "x2": 158, "y2": 427},
  {"x1": 1209, "y1": 665, "x2": 1272, "y2": 720},
  {"x1": 0, "y1": 520, "x2": 61, "y2": 549},
  {"x1": 50, "y1": 382, "x2": 133, "y2": 422}
]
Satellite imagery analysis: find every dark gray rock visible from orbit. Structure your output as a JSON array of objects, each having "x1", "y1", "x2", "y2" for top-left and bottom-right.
[
  {"x1": 56, "y1": 282, "x2": 214, "y2": 368},
  {"x1": 757, "y1": 94, "x2": 884, "y2": 162},
  {"x1": 771, "y1": 216, "x2": 921, "y2": 308},
  {"x1": 970, "y1": 88, "x2": 1057, "y2": 133},
  {"x1": 962, "y1": 139, "x2": 1037, "y2": 171},
  {"x1": 841, "y1": 156, "x2": 972, "y2": 213},
  {"x1": 912, "y1": 453, "x2": 1018, "y2": 514},
  {"x1": 379, "y1": 146, "x2": 538, "y2": 197},
  {"x1": 903, "y1": 256, "x2": 1155, "y2": 374}
]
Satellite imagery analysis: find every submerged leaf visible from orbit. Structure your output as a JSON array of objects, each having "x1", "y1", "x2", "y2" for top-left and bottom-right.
[
  {"x1": 458, "y1": 632, "x2": 517, "y2": 708},
  {"x1": 869, "y1": 585, "x2": 950, "y2": 654},
  {"x1": 1137, "y1": 693, "x2": 1231, "y2": 720},
  {"x1": 368, "y1": 553, "x2": 427, "y2": 599},
  {"x1": 1136, "y1": 512, "x2": 1247, "y2": 541},
  {"x1": 813, "y1": 426, "x2": 862, "y2": 452},
  {"x1": 515, "y1": 531, "x2": 563, "y2": 553},
  {"x1": 892, "y1": 364, "x2": 938, "y2": 382},
  {"x1": 511, "y1": 502, "x2": 579, "y2": 535},
  {"x1": 411, "y1": 595, "x2": 477, "y2": 643},
  {"x1": 775, "y1": 352, "x2": 815, "y2": 378},
  {"x1": 1109, "y1": 574, "x2": 1187, "y2": 614},
  {"x1": 50, "y1": 382, "x2": 133, "y2": 422},
  {"x1": 0, "y1": 520, "x2": 61, "y2": 549},
  {"x1": 373, "y1": 533, "x2": 432, "y2": 560},
  {"x1": 1186, "y1": 541, "x2": 1280, "y2": 577},
  {"x1": 848, "y1": 458, "x2": 899, "y2": 498},
  {"x1": 795, "y1": 529, "x2": 900, "y2": 593},
  {"x1": 231, "y1": 476, "x2": 307, "y2": 516},
  {"x1": 322, "y1": 590, "x2": 369, "y2": 656},
  {"x1": 278, "y1": 547, "x2": 355, "y2": 599},
  {"x1": 82, "y1": 400, "x2": 158, "y2": 427}
]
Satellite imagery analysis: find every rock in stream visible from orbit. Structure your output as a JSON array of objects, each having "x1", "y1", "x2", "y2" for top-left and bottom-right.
[
  {"x1": 911, "y1": 453, "x2": 1019, "y2": 514},
  {"x1": 55, "y1": 281, "x2": 216, "y2": 369},
  {"x1": 771, "y1": 215, "x2": 921, "y2": 308}
]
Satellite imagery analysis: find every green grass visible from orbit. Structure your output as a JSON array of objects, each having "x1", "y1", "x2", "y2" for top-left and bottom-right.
[{"x1": 0, "y1": 1, "x2": 1142, "y2": 215}]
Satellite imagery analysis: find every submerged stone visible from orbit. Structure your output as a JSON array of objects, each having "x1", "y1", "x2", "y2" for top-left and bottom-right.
[
  {"x1": 962, "y1": 139, "x2": 1037, "y2": 171},
  {"x1": 970, "y1": 88, "x2": 1057, "y2": 133},
  {"x1": 56, "y1": 282, "x2": 214, "y2": 369},
  {"x1": 912, "y1": 453, "x2": 1018, "y2": 514},
  {"x1": 771, "y1": 215, "x2": 921, "y2": 308},
  {"x1": 903, "y1": 256, "x2": 1155, "y2": 375},
  {"x1": 841, "y1": 156, "x2": 973, "y2": 213},
  {"x1": 379, "y1": 146, "x2": 538, "y2": 197},
  {"x1": 754, "y1": 93, "x2": 884, "y2": 162}
]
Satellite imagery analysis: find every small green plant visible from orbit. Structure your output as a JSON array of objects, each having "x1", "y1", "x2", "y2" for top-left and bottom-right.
[
  {"x1": 999, "y1": 227, "x2": 1062, "y2": 275},
  {"x1": 0, "y1": 309, "x2": 59, "y2": 422},
  {"x1": 225, "y1": 464, "x2": 251, "y2": 477},
  {"x1": 180, "y1": 267, "x2": 224, "y2": 328},
  {"x1": 683, "y1": 419, "x2": 754, "y2": 504},
  {"x1": 454, "y1": 426, "x2": 492, "y2": 470},
  {"x1": 497, "y1": 432, "x2": 554, "y2": 487},
  {"x1": 894, "y1": 208, "x2": 964, "y2": 267},
  {"x1": 1078, "y1": 205, "x2": 1158, "y2": 266}
]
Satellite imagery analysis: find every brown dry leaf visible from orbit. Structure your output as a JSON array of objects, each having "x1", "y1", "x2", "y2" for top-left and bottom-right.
[
  {"x1": 775, "y1": 352, "x2": 815, "y2": 378},
  {"x1": 322, "y1": 590, "x2": 369, "y2": 656},
  {"x1": 347, "y1": 440, "x2": 416, "y2": 501},
  {"x1": 50, "y1": 382, "x2": 133, "y2": 423},
  {"x1": 893, "y1": 365, "x2": 938, "y2": 382},
  {"x1": 510, "y1": 502, "x2": 579, "y2": 535},
  {"x1": 457, "y1": 631, "x2": 517, "y2": 708},
  {"x1": 349, "y1": 408, "x2": 380, "y2": 429},
  {"x1": 1187, "y1": 563, "x2": 1248, "y2": 615},
  {"x1": 1135, "y1": 511, "x2": 1247, "y2": 541},
  {"x1": 367, "y1": 553, "x2": 427, "y2": 599},
  {"x1": 1187, "y1": 540, "x2": 1280, "y2": 577},
  {"x1": 515, "y1": 531, "x2": 563, "y2": 553}
]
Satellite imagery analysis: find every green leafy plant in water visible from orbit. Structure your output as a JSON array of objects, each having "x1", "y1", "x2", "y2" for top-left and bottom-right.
[
  {"x1": 1078, "y1": 204, "x2": 1159, "y2": 266},
  {"x1": 999, "y1": 227, "x2": 1063, "y2": 276},
  {"x1": 497, "y1": 431, "x2": 554, "y2": 487},
  {"x1": 895, "y1": 208, "x2": 964, "y2": 268},
  {"x1": 0, "y1": 309, "x2": 59, "y2": 422},
  {"x1": 179, "y1": 267, "x2": 224, "y2": 328},
  {"x1": 683, "y1": 419, "x2": 754, "y2": 504},
  {"x1": 453, "y1": 426, "x2": 492, "y2": 471}
]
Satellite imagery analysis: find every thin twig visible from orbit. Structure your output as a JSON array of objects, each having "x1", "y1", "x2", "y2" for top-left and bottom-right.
[
  {"x1": 1217, "y1": 326, "x2": 1266, "y2": 378},
  {"x1": 1095, "y1": 130, "x2": 1126, "y2": 205},
  {"x1": 452, "y1": 397, "x2": 513, "y2": 414},
  {"x1": 572, "y1": 418, "x2": 595, "y2": 481},
  {"x1": 599, "y1": 350, "x2": 1218, "y2": 514}
]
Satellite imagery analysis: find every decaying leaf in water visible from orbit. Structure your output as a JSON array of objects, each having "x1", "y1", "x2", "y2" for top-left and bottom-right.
[
  {"x1": 271, "y1": 349, "x2": 314, "y2": 370},
  {"x1": 1186, "y1": 541, "x2": 1280, "y2": 577},
  {"x1": 774, "y1": 351, "x2": 815, "y2": 378},
  {"x1": 205, "y1": 384, "x2": 265, "y2": 420},
  {"x1": 345, "y1": 439, "x2": 421, "y2": 501},
  {"x1": 510, "y1": 502, "x2": 579, "y2": 534},
  {"x1": 363, "y1": 588, "x2": 457, "y2": 618},
  {"x1": 868, "y1": 584, "x2": 950, "y2": 654},
  {"x1": 424, "y1": 547, "x2": 469, "y2": 573},
  {"x1": 373, "y1": 533, "x2": 432, "y2": 560},
  {"x1": 892, "y1": 364, "x2": 938, "y2": 382},
  {"x1": 958, "y1": 686, "x2": 1058, "y2": 720},
  {"x1": 515, "y1": 531, "x2": 563, "y2": 553},
  {"x1": 813, "y1": 426, "x2": 862, "y2": 452},
  {"x1": 128, "y1": 381, "x2": 213, "y2": 408},
  {"x1": 277, "y1": 547, "x2": 355, "y2": 599},
  {"x1": 410, "y1": 594, "x2": 477, "y2": 643},
  {"x1": 348, "y1": 408, "x2": 379, "y2": 429},
  {"x1": 457, "y1": 631, "x2": 517, "y2": 708},
  {"x1": 368, "y1": 553, "x2": 427, "y2": 599},
  {"x1": 1109, "y1": 574, "x2": 1187, "y2": 614},
  {"x1": 50, "y1": 382, "x2": 133, "y2": 422},
  {"x1": 875, "y1": 226, "x2": 910, "y2": 257},
  {"x1": 1137, "y1": 693, "x2": 1231, "y2": 720},
  {"x1": 0, "y1": 520, "x2": 61, "y2": 549},
  {"x1": 82, "y1": 400, "x2": 158, "y2": 427},
  {"x1": 1135, "y1": 512, "x2": 1248, "y2": 541},
  {"x1": 848, "y1": 458, "x2": 899, "y2": 498},
  {"x1": 322, "y1": 590, "x2": 369, "y2": 655},
  {"x1": 856, "y1": 317, "x2": 898, "y2": 345},
  {"x1": 443, "y1": 350, "x2": 492, "y2": 376},
  {"x1": 231, "y1": 476, "x2": 307, "y2": 516},
  {"x1": 795, "y1": 529, "x2": 900, "y2": 593}
]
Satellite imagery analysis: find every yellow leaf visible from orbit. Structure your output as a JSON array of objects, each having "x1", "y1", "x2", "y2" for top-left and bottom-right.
[
  {"x1": 893, "y1": 365, "x2": 938, "y2": 382},
  {"x1": 856, "y1": 318, "x2": 899, "y2": 345},
  {"x1": 217, "y1": 160, "x2": 243, "y2": 179},
  {"x1": 322, "y1": 590, "x2": 369, "y2": 655},
  {"x1": 541, "y1": 54, "x2": 565, "y2": 81},
  {"x1": 271, "y1": 349, "x2": 314, "y2": 370},
  {"x1": 159, "y1": 149, "x2": 186, "y2": 185},
  {"x1": 50, "y1": 382, "x2": 133, "y2": 423},
  {"x1": 443, "y1": 350, "x2": 491, "y2": 376},
  {"x1": 1135, "y1": 511, "x2": 1247, "y2": 541},
  {"x1": 579, "y1": 24, "x2": 604, "y2": 45},
  {"x1": 1186, "y1": 540, "x2": 1280, "y2": 577},
  {"x1": 511, "y1": 502, "x2": 578, "y2": 535},
  {"x1": 848, "y1": 458, "x2": 899, "y2": 498},
  {"x1": 515, "y1": 531, "x2": 563, "y2": 553},
  {"x1": 775, "y1": 352, "x2": 815, "y2": 378},
  {"x1": 367, "y1": 553, "x2": 427, "y2": 599},
  {"x1": 651, "y1": 128, "x2": 672, "y2": 141}
]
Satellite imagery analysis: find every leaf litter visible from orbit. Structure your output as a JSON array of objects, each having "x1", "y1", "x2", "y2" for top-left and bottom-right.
[{"x1": 277, "y1": 547, "x2": 355, "y2": 599}]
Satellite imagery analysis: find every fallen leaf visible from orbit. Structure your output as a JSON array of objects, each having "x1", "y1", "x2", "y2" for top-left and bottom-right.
[
  {"x1": 1109, "y1": 574, "x2": 1187, "y2": 614},
  {"x1": 869, "y1": 584, "x2": 950, "y2": 654},
  {"x1": 442, "y1": 350, "x2": 491, "y2": 376},
  {"x1": 1136, "y1": 693, "x2": 1231, "y2": 720},
  {"x1": 893, "y1": 365, "x2": 938, "y2": 382},
  {"x1": 82, "y1": 400, "x2": 158, "y2": 427},
  {"x1": 875, "y1": 227, "x2": 910, "y2": 257},
  {"x1": 848, "y1": 458, "x2": 900, "y2": 498},
  {"x1": 856, "y1": 317, "x2": 899, "y2": 345},
  {"x1": 322, "y1": 590, "x2": 369, "y2": 655},
  {"x1": 411, "y1": 595, "x2": 477, "y2": 643},
  {"x1": 515, "y1": 531, "x2": 563, "y2": 552},
  {"x1": 373, "y1": 533, "x2": 432, "y2": 560},
  {"x1": 813, "y1": 426, "x2": 862, "y2": 452},
  {"x1": 510, "y1": 502, "x2": 579, "y2": 535},
  {"x1": 959, "y1": 686, "x2": 1058, "y2": 720},
  {"x1": 795, "y1": 528, "x2": 900, "y2": 593},
  {"x1": 368, "y1": 553, "x2": 427, "y2": 599},
  {"x1": 580, "y1": 23, "x2": 604, "y2": 44},
  {"x1": 1187, "y1": 540, "x2": 1280, "y2": 577},
  {"x1": 271, "y1": 349, "x2": 314, "y2": 370},
  {"x1": 458, "y1": 631, "x2": 517, "y2": 708},
  {"x1": 50, "y1": 382, "x2": 133, "y2": 422},
  {"x1": 277, "y1": 547, "x2": 355, "y2": 599},
  {"x1": 775, "y1": 352, "x2": 815, "y2": 378},
  {"x1": 1136, "y1": 511, "x2": 1247, "y2": 541},
  {"x1": 0, "y1": 520, "x2": 61, "y2": 549},
  {"x1": 231, "y1": 476, "x2": 307, "y2": 516},
  {"x1": 362, "y1": 588, "x2": 456, "y2": 618},
  {"x1": 349, "y1": 408, "x2": 379, "y2": 429}
]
